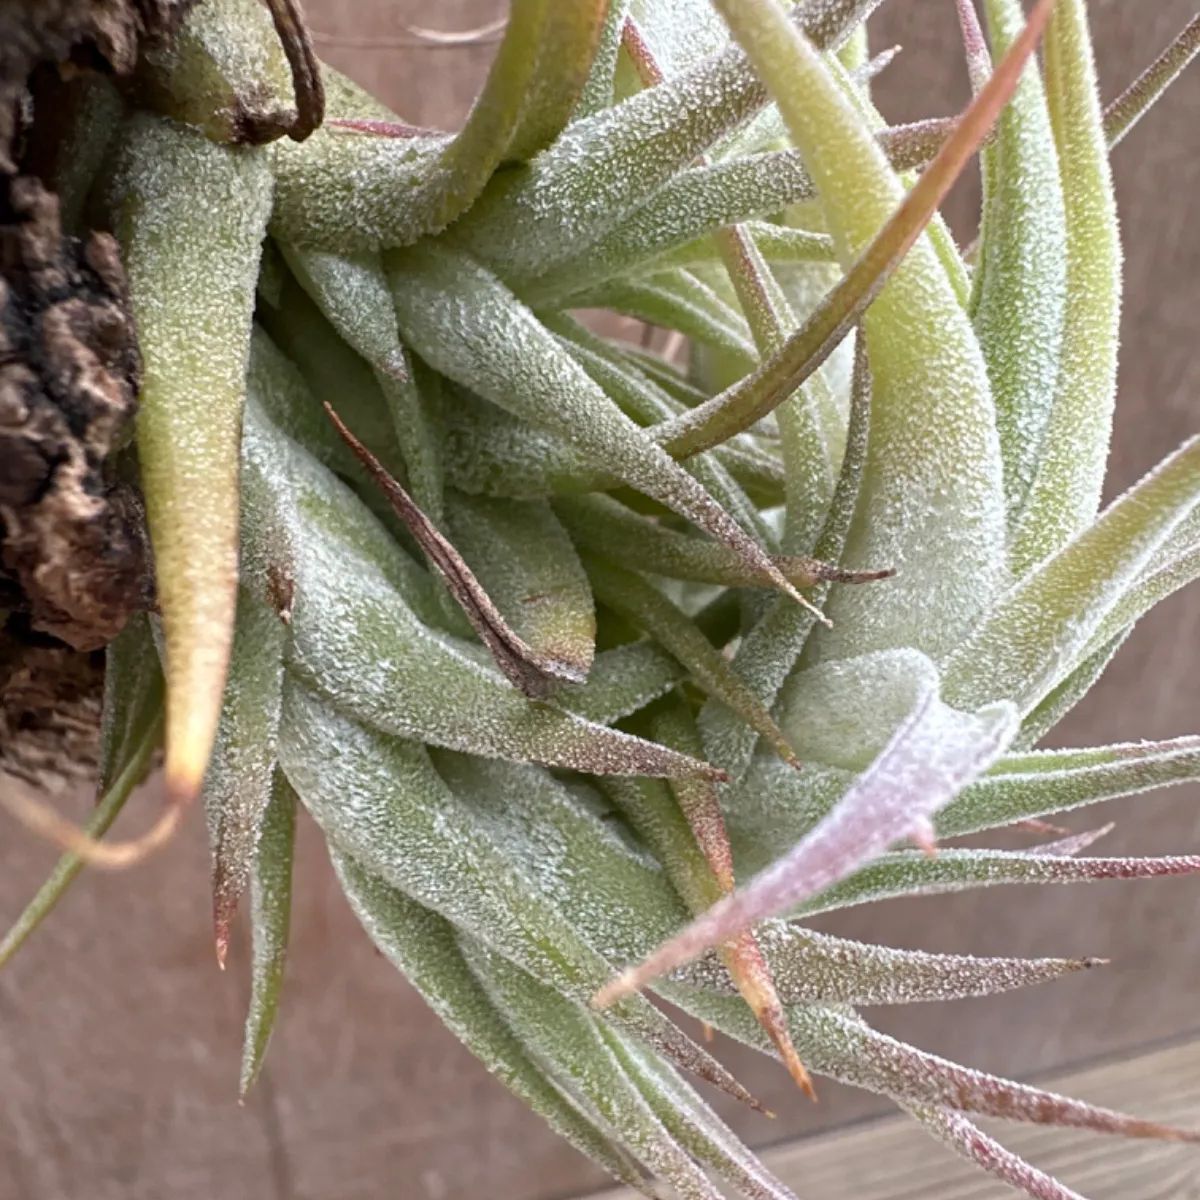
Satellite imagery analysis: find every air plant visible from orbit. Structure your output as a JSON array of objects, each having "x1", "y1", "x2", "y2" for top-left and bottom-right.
[{"x1": 3, "y1": 1, "x2": 1200, "y2": 1197}]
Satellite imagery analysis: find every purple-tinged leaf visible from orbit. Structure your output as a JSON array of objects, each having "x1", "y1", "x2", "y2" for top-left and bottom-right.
[
  {"x1": 681, "y1": 999, "x2": 1200, "y2": 1143},
  {"x1": 955, "y1": 0, "x2": 992, "y2": 96},
  {"x1": 794, "y1": 845, "x2": 1200, "y2": 917},
  {"x1": 910, "y1": 1105, "x2": 1088, "y2": 1200},
  {"x1": 593, "y1": 661, "x2": 1017, "y2": 1004},
  {"x1": 1104, "y1": 15, "x2": 1200, "y2": 149}
]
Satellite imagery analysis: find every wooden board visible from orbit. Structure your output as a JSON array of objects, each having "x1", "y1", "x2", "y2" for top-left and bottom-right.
[{"x1": 586, "y1": 1037, "x2": 1200, "y2": 1200}]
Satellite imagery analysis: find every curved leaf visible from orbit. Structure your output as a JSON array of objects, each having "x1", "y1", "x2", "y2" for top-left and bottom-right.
[
  {"x1": 942, "y1": 437, "x2": 1200, "y2": 713},
  {"x1": 106, "y1": 113, "x2": 272, "y2": 800},
  {"x1": 1011, "y1": 0, "x2": 1123, "y2": 572},
  {"x1": 596, "y1": 653, "x2": 1017, "y2": 1003},
  {"x1": 973, "y1": 0, "x2": 1067, "y2": 527}
]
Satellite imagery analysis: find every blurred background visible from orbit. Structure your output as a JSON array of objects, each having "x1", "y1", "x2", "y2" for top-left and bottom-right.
[{"x1": 1, "y1": 3, "x2": 1198, "y2": 1197}]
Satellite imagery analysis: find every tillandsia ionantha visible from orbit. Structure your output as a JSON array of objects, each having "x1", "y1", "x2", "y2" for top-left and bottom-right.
[{"x1": 2, "y1": 0, "x2": 1200, "y2": 1196}]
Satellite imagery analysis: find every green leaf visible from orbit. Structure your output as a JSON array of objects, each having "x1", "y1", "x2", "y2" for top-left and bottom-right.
[
  {"x1": 202, "y1": 589, "x2": 287, "y2": 964},
  {"x1": 239, "y1": 769, "x2": 296, "y2": 1096},
  {"x1": 324, "y1": 407, "x2": 587, "y2": 697},
  {"x1": 269, "y1": 121, "x2": 446, "y2": 252},
  {"x1": 697, "y1": 340, "x2": 873, "y2": 780},
  {"x1": 676, "y1": 921, "x2": 1100, "y2": 1007},
  {"x1": 505, "y1": 1, "x2": 611, "y2": 159},
  {"x1": 282, "y1": 684, "x2": 760, "y2": 1108},
  {"x1": 711, "y1": 0, "x2": 1011, "y2": 664},
  {"x1": 574, "y1": 269, "x2": 757, "y2": 367},
  {"x1": 585, "y1": 558, "x2": 802, "y2": 766},
  {"x1": 575, "y1": 0, "x2": 633, "y2": 119},
  {"x1": 545, "y1": 315, "x2": 786, "y2": 506},
  {"x1": 386, "y1": 240, "x2": 803, "y2": 602},
  {"x1": 936, "y1": 736, "x2": 1200, "y2": 840},
  {"x1": 453, "y1": 0, "x2": 871, "y2": 286},
  {"x1": 557, "y1": 642, "x2": 685, "y2": 725},
  {"x1": 330, "y1": 854, "x2": 650, "y2": 1194},
  {"x1": 559, "y1": 493, "x2": 880, "y2": 590},
  {"x1": 461, "y1": 938, "x2": 726, "y2": 1200},
  {"x1": 0, "y1": 617, "x2": 163, "y2": 968},
  {"x1": 445, "y1": 492, "x2": 596, "y2": 681},
  {"x1": 242, "y1": 383, "x2": 454, "y2": 637},
  {"x1": 279, "y1": 244, "x2": 444, "y2": 519},
  {"x1": 1083, "y1": 539, "x2": 1200, "y2": 664},
  {"x1": 105, "y1": 112, "x2": 272, "y2": 799},
  {"x1": 605, "y1": 1028, "x2": 800, "y2": 1200},
  {"x1": 1011, "y1": 0, "x2": 1122, "y2": 573},
  {"x1": 941, "y1": 437, "x2": 1200, "y2": 714},
  {"x1": 1013, "y1": 630, "x2": 1130, "y2": 750},
  {"x1": 972, "y1": 0, "x2": 1067, "y2": 527},
  {"x1": 244, "y1": 402, "x2": 719, "y2": 778},
  {"x1": 523, "y1": 151, "x2": 819, "y2": 304}
]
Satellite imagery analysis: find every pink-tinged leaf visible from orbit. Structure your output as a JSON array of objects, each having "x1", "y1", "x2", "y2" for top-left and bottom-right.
[
  {"x1": 910, "y1": 1105, "x2": 1088, "y2": 1200},
  {"x1": 1104, "y1": 15, "x2": 1200, "y2": 149},
  {"x1": 795, "y1": 846, "x2": 1200, "y2": 917},
  {"x1": 593, "y1": 665, "x2": 1018, "y2": 1005},
  {"x1": 606, "y1": 705, "x2": 814, "y2": 1098},
  {"x1": 803, "y1": 1007, "x2": 1200, "y2": 1142},
  {"x1": 661, "y1": 996, "x2": 1200, "y2": 1143},
  {"x1": 327, "y1": 117, "x2": 446, "y2": 138},
  {"x1": 674, "y1": 921, "x2": 1103, "y2": 1006},
  {"x1": 955, "y1": 0, "x2": 992, "y2": 95}
]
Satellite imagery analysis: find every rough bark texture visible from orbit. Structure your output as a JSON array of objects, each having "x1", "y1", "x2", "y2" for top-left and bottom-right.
[
  {"x1": 0, "y1": 177, "x2": 151, "y2": 653},
  {"x1": 0, "y1": 0, "x2": 194, "y2": 169}
]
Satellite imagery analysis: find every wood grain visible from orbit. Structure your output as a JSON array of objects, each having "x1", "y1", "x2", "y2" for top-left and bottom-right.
[
  {"x1": 586, "y1": 1038, "x2": 1200, "y2": 1200},
  {"x1": 0, "y1": 3, "x2": 1198, "y2": 1199}
]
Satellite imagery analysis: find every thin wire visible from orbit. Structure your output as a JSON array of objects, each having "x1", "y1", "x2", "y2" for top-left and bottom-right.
[{"x1": 311, "y1": 16, "x2": 507, "y2": 51}]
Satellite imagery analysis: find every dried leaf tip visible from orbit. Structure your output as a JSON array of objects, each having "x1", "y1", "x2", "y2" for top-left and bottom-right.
[{"x1": 323, "y1": 402, "x2": 586, "y2": 698}]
